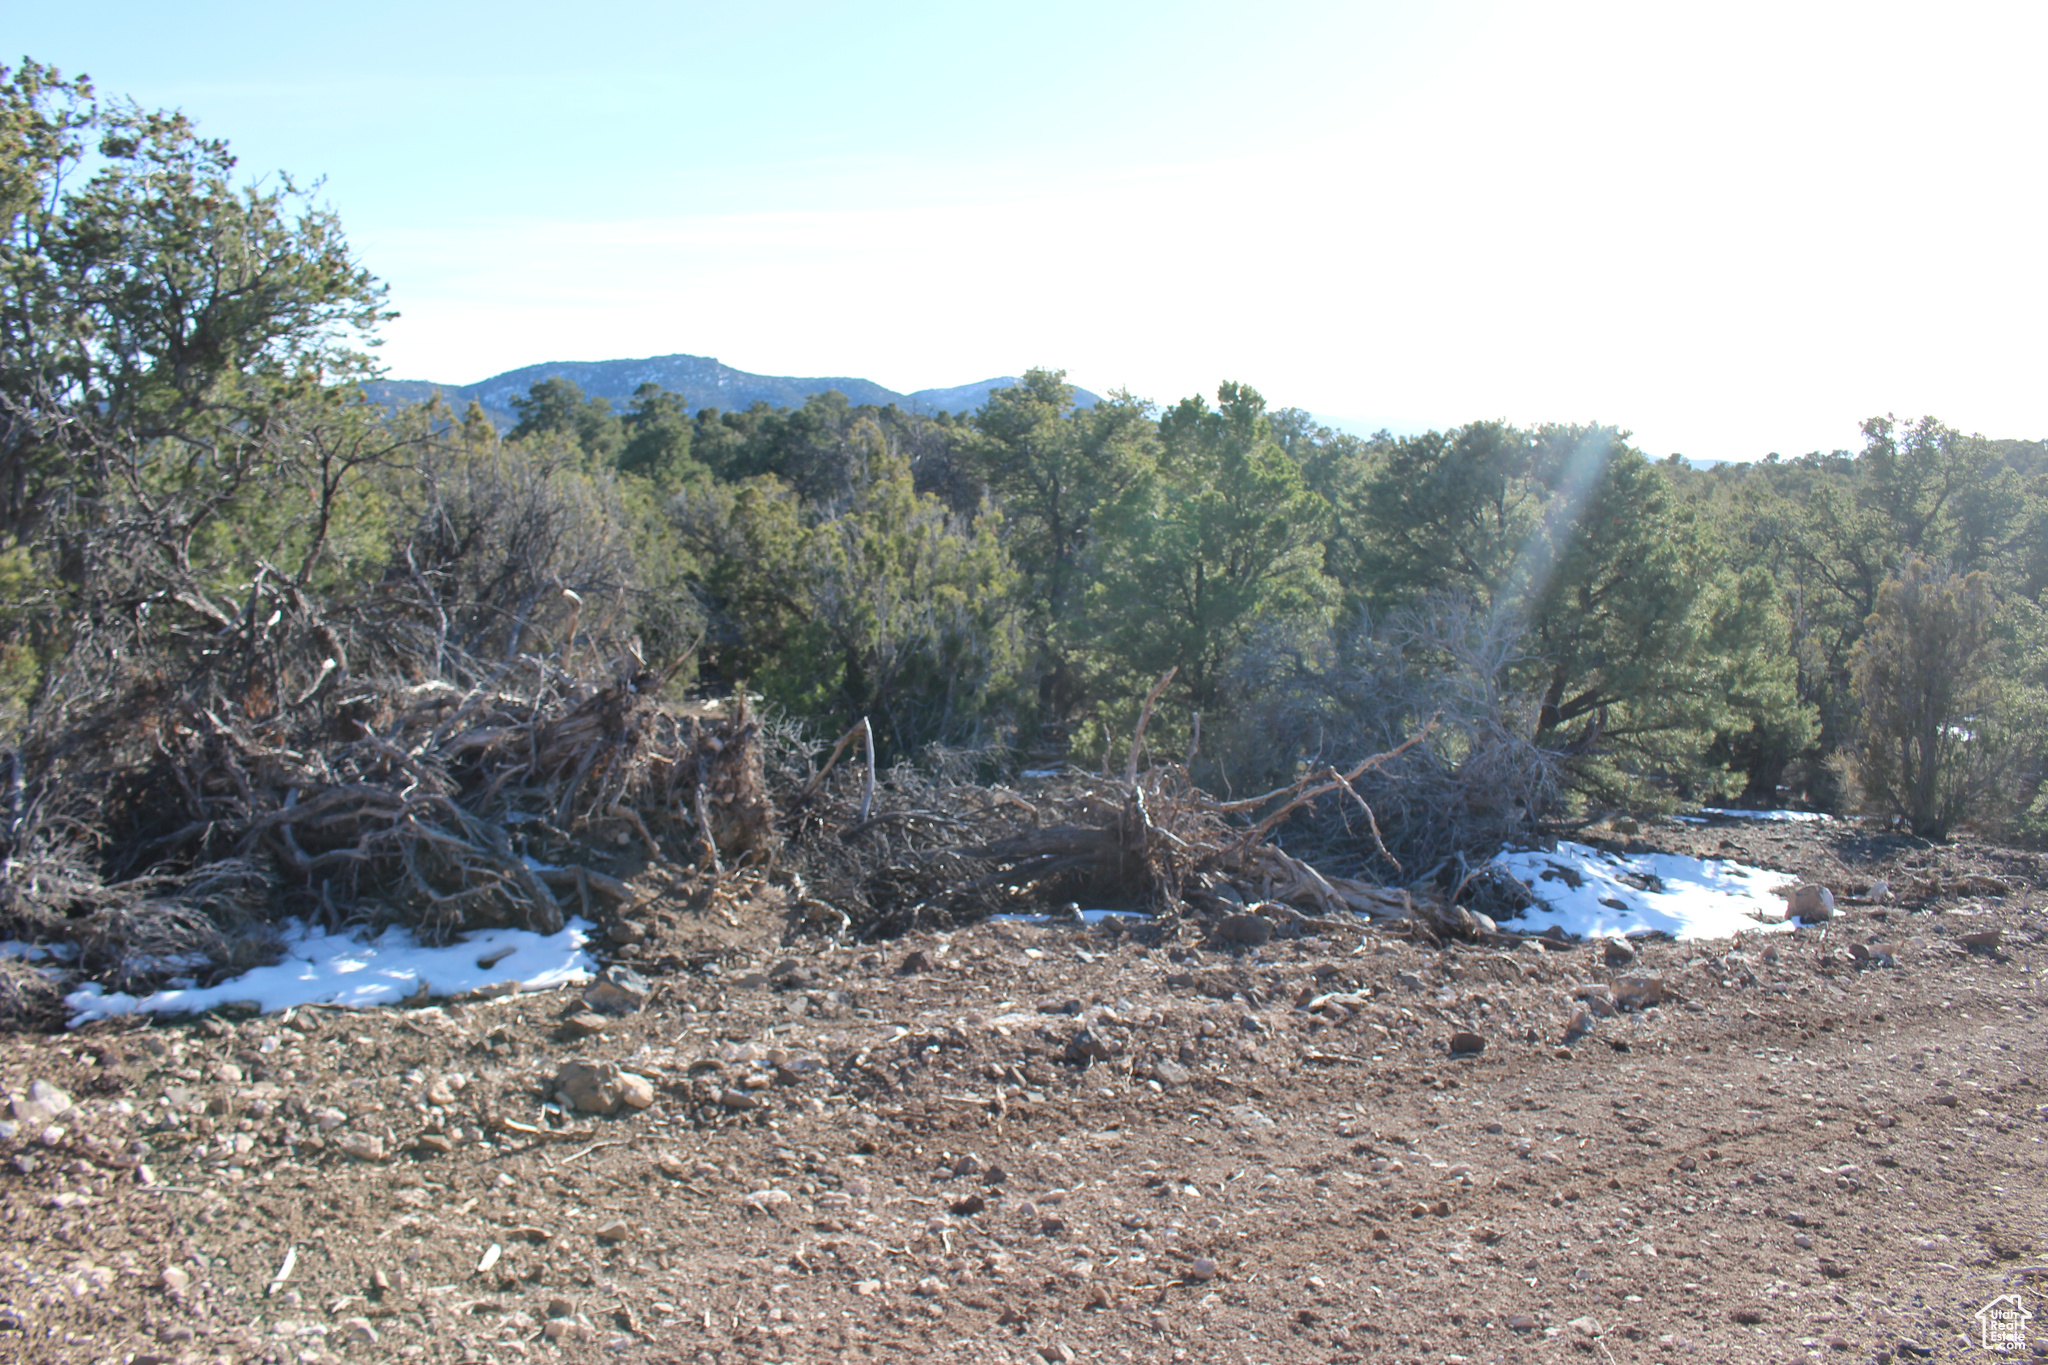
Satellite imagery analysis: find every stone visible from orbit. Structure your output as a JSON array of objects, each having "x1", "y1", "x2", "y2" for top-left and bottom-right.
[
  {"x1": 1603, "y1": 940, "x2": 1638, "y2": 967},
  {"x1": 414, "y1": 1133, "x2": 454, "y2": 1155},
  {"x1": 424, "y1": 1078, "x2": 458, "y2": 1108},
  {"x1": 1395, "y1": 971, "x2": 1428, "y2": 992},
  {"x1": 10, "y1": 1080, "x2": 72, "y2": 1129},
  {"x1": 950, "y1": 1194, "x2": 986, "y2": 1216},
  {"x1": 1065, "y1": 1030, "x2": 1113, "y2": 1064},
  {"x1": 340, "y1": 1317, "x2": 378, "y2": 1345},
  {"x1": 557, "y1": 1012, "x2": 610, "y2": 1040},
  {"x1": 1561, "y1": 1009, "x2": 1593, "y2": 1044},
  {"x1": 616, "y1": 1072, "x2": 656, "y2": 1110},
  {"x1": 897, "y1": 950, "x2": 932, "y2": 975},
  {"x1": 1612, "y1": 975, "x2": 1666, "y2": 1010},
  {"x1": 583, "y1": 965, "x2": 650, "y2": 1014},
  {"x1": 1448, "y1": 1031, "x2": 1486, "y2": 1056},
  {"x1": 335, "y1": 1131, "x2": 386, "y2": 1162},
  {"x1": 1788, "y1": 884, "x2": 1836, "y2": 922},
  {"x1": 593, "y1": 1220, "x2": 631, "y2": 1242},
  {"x1": 1961, "y1": 928, "x2": 2001, "y2": 950},
  {"x1": 1185, "y1": 1256, "x2": 1217, "y2": 1282},
  {"x1": 1507, "y1": 1313, "x2": 1537, "y2": 1331},
  {"x1": 554, "y1": 1060, "x2": 631, "y2": 1114},
  {"x1": 160, "y1": 1265, "x2": 191, "y2": 1295},
  {"x1": 1152, "y1": 1059, "x2": 1192, "y2": 1088},
  {"x1": 1867, "y1": 877, "x2": 1890, "y2": 903},
  {"x1": 1569, "y1": 1316, "x2": 1602, "y2": 1337},
  {"x1": 1612, "y1": 816, "x2": 1640, "y2": 835},
  {"x1": 1212, "y1": 914, "x2": 1272, "y2": 948}
]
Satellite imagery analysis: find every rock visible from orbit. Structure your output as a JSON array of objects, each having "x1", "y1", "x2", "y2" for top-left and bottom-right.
[
  {"x1": 897, "y1": 950, "x2": 932, "y2": 975},
  {"x1": 583, "y1": 965, "x2": 650, "y2": 1014},
  {"x1": 1788, "y1": 884, "x2": 1836, "y2": 922},
  {"x1": 1612, "y1": 816, "x2": 1640, "y2": 835},
  {"x1": 1603, "y1": 940, "x2": 1637, "y2": 967},
  {"x1": 1185, "y1": 1256, "x2": 1218, "y2": 1282},
  {"x1": 1213, "y1": 914, "x2": 1272, "y2": 948},
  {"x1": 1395, "y1": 971, "x2": 1428, "y2": 992},
  {"x1": 1867, "y1": 877, "x2": 1890, "y2": 903},
  {"x1": 1731, "y1": 1308, "x2": 1765, "y2": 1325},
  {"x1": 719, "y1": 1087, "x2": 758, "y2": 1111},
  {"x1": 414, "y1": 1133, "x2": 454, "y2": 1155},
  {"x1": 616, "y1": 1072, "x2": 656, "y2": 1110},
  {"x1": 593, "y1": 1220, "x2": 631, "y2": 1242},
  {"x1": 1792, "y1": 1233, "x2": 1813, "y2": 1249},
  {"x1": 335, "y1": 1131, "x2": 386, "y2": 1162},
  {"x1": 1561, "y1": 1009, "x2": 1593, "y2": 1044},
  {"x1": 340, "y1": 1317, "x2": 378, "y2": 1345},
  {"x1": 1152, "y1": 1059, "x2": 1192, "y2": 1087},
  {"x1": 1612, "y1": 975, "x2": 1666, "y2": 1010},
  {"x1": 950, "y1": 1194, "x2": 986, "y2": 1216},
  {"x1": 557, "y1": 1011, "x2": 610, "y2": 1040},
  {"x1": 554, "y1": 1060, "x2": 635, "y2": 1114},
  {"x1": 1961, "y1": 928, "x2": 2001, "y2": 950},
  {"x1": 10, "y1": 1080, "x2": 72, "y2": 1128},
  {"x1": 160, "y1": 1265, "x2": 191, "y2": 1295},
  {"x1": 1507, "y1": 1313, "x2": 1537, "y2": 1331},
  {"x1": 1569, "y1": 1315, "x2": 1602, "y2": 1337},
  {"x1": 1065, "y1": 1030, "x2": 1113, "y2": 1064},
  {"x1": 424, "y1": 1078, "x2": 459, "y2": 1108},
  {"x1": 1448, "y1": 1031, "x2": 1486, "y2": 1056}
]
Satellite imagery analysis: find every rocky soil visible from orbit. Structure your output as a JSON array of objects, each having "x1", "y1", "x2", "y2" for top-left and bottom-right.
[{"x1": 2, "y1": 817, "x2": 2045, "y2": 1365}]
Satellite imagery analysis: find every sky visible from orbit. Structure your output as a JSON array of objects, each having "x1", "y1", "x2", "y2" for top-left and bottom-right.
[{"x1": 11, "y1": 0, "x2": 2046, "y2": 460}]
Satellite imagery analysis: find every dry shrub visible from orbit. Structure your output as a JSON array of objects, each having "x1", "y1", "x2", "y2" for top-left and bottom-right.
[{"x1": 1210, "y1": 596, "x2": 1567, "y2": 886}]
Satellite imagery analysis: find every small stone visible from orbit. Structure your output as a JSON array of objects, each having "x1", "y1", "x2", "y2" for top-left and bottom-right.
[
  {"x1": 414, "y1": 1133, "x2": 454, "y2": 1154},
  {"x1": 582, "y1": 965, "x2": 650, "y2": 1014},
  {"x1": 1788, "y1": 884, "x2": 1836, "y2": 922},
  {"x1": 557, "y1": 1012, "x2": 610, "y2": 1040},
  {"x1": 897, "y1": 950, "x2": 932, "y2": 975},
  {"x1": 1185, "y1": 1256, "x2": 1217, "y2": 1282},
  {"x1": 1507, "y1": 1313, "x2": 1537, "y2": 1331},
  {"x1": 9, "y1": 1080, "x2": 72, "y2": 1128},
  {"x1": 719, "y1": 1086, "x2": 758, "y2": 1110},
  {"x1": 1603, "y1": 940, "x2": 1638, "y2": 967},
  {"x1": 554, "y1": 1060, "x2": 627, "y2": 1114},
  {"x1": 593, "y1": 1220, "x2": 631, "y2": 1242},
  {"x1": 1212, "y1": 914, "x2": 1272, "y2": 948},
  {"x1": 1792, "y1": 1233, "x2": 1813, "y2": 1249},
  {"x1": 1731, "y1": 1308, "x2": 1765, "y2": 1325},
  {"x1": 616, "y1": 1072, "x2": 656, "y2": 1110},
  {"x1": 1569, "y1": 1315, "x2": 1601, "y2": 1337},
  {"x1": 1448, "y1": 1031, "x2": 1486, "y2": 1056},
  {"x1": 424, "y1": 1078, "x2": 458, "y2": 1108},
  {"x1": 950, "y1": 1194, "x2": 986, "y2": 1217},
  {"x1": 370, "y1": 1269, "x2": 392, "y2": 1294},
  {"x1": 1613, "y1": 975, "x2": 1666, "y2": 1010},
  {"x1": 1152, "y1": 1059, "x2": 1192, "y2": 1087},
  {"x1": 1065, "y1": 1030, "x2": 1113, "y2": 1064},
  {"x1": 1561, "y1": 1009, "x2": 1593, "y2": 1044},
  {"x1": 336, "y1": 1131, "x2": 386, "y2": 1162},
  {"x1": 340, "y1": 1316, "x2": 378, "y2": 1345},
  {"x1": 1961, "y1": 929, "x2": 2001, "y2": 950},
  {"x1": 161, "y1": 1266, "x2": 191, "y2": 1295},
  {"x1": 1395, "y1": 971, "x2": 1427, "y2": 991}
]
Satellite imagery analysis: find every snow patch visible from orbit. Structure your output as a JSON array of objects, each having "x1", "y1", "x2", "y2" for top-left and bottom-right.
[
  {"x1": 1698, "y1": 808, "x2": 1832, "y2": 823},
  {"x1": 1494, "y1": 841, "x2": 1799, "y2": 941},
  {"x1": 64, "y1": 918, "x2": 599, "y2": 1027}
]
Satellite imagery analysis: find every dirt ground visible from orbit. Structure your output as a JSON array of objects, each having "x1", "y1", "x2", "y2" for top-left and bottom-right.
[{"x1": 2, "y1": 815, "x2": 2044, "y2": 1365}]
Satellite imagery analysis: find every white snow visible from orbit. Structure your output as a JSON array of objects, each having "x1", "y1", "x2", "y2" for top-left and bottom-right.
[
  {"x1": 990, "y1": 909, "x2": 1148, "y2": 926},
  {"x1": 0, "y1": 940, "x2": 77, "y2": 963},
  {"x1": 1698, "y1": 808, "x2": 1832, "y2": 823},
  {"x1": 64, "y1": 917, "x2": 599, "y2": 1027},
  {"x1": 1493, "y1": 841, "x2": 1800, "y2": 941}
]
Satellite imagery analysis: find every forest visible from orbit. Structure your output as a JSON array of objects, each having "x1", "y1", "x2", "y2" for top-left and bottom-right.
[{"x1": 1, "y1": 61, "x2": 2045, "y2": 984}]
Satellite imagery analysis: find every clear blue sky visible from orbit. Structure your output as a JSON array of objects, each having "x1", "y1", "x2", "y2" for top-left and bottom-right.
[{"x1": 11, "y1": 1, "x2": 2046, "y2": 458}]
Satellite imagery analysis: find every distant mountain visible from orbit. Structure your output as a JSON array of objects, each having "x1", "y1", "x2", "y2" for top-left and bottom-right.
[{"x1": 361, "y1": 354, "x2": 1099, "y2": 431}]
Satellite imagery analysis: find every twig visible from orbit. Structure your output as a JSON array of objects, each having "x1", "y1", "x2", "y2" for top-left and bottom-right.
[
  {"x1": 1125, "y1": 668, "x2": 1177, "y2": 784},
  {"x1": 860, "y1": 716, "x2": 875, "y2": 824}
]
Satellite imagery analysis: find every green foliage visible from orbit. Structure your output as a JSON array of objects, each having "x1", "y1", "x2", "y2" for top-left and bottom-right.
[
  {"x1": 617, "y1": 382, "x2": 704, "y2": 488},
  {"x1": 508, "y1": 377, "x2": 622, "y2": 467},
  {"x1": 1847, "y1": 559, "x2": 2007, "y2": 837},
  {"x1": 1089, "y1": 382, "x2": 1333, "y2": 718},
  {"x1": 675, "y1": 424, "x2": 1021, "y2": 757}
]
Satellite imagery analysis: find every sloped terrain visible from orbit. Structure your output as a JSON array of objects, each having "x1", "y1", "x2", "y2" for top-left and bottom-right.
[{"x1": 1, "y1": 821, "x2": 2044, "y2": 1365}]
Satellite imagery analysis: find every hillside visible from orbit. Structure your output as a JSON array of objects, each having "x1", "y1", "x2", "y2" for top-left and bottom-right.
[{"x1": 363, "y1": 354, "x2": 1102, "y2": 429}]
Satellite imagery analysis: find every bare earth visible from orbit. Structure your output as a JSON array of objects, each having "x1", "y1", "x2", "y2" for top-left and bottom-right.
[{"x1": 2, "y1": 818, "x2": 2044, "y2": 1365}]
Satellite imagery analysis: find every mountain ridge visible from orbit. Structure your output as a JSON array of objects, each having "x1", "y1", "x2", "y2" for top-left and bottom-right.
[{"x1": 362, "y1": 353, "x2": 1100, "y2": 431}]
